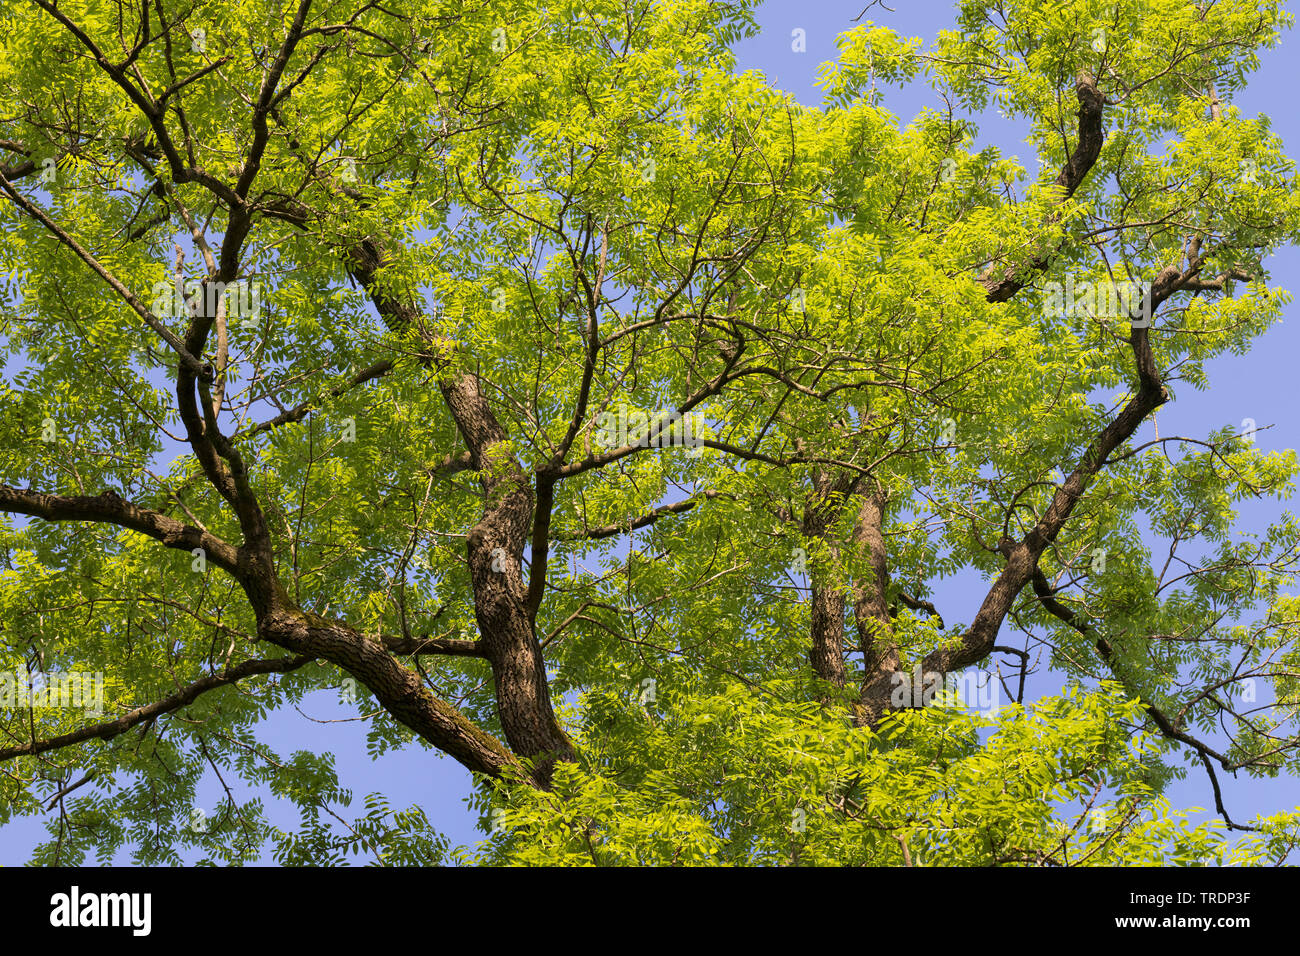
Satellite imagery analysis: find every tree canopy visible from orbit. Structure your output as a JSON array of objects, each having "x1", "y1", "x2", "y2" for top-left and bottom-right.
[{"x1": 2, "y1": 0, "x2": 1299, "y2": 866}]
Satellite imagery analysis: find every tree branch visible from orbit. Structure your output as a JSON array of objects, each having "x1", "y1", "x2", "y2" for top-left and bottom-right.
[
  {"x1": 553, "y1": 491, "x2": 720, "y2": 541},
  {"x1": 0, "y1": 654, "x2": 314, "y2": 762},
  {"x1": 0, "y1": 484, "x2": 240, "y2": 574},
  {"x1": 981, "y1": 73, "x2": 1105, "y2": 302}
]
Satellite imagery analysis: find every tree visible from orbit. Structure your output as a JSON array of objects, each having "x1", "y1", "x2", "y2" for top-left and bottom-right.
[{"x1": 1, "y1": 0, "x2": 1298, "y2": 866}]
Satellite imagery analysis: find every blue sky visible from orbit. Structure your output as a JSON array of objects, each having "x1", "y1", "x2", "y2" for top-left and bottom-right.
[{"x1": 2, "y1": 0, "x2": 1298, "y2": 864}]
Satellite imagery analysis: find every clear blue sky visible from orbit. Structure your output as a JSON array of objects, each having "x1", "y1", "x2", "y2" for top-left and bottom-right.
[{"x1": 2, "y1": 0, "x2": 1297, "y2": 865}]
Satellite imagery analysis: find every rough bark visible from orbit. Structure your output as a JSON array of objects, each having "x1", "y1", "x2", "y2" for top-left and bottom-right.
[
  {"x1": 257, "y1": 608, "x2": 523, "y2": 780},
  {"x1": 803, "y1": 469, "x2": 852, "y2": 695},
  {"x1": 349, "y1": 237, "x2": 575, "y2": 786},
  {"x1": 443, "y1": 375, "x2": 575, "y2": 786},
  {"x1": 981, "y1": 74, "x2": 1105, "y2": 303},
  {"x1": 850, "y1": 491, "x2": 899, "y2": 725}
]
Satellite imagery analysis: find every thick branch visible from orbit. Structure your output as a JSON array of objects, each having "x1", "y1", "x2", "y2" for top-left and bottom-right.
[
  {"x1": 0, "y1": 484, "x2": 240, "y2": 574},
  {"x1": 260, "y1": 610, "x2": 527, "y2": 782},
  {"x1": 0, "y1": 654, "x2": 313, "y2": 762},
  {"x1": 981, "y1": 74, "x2": 1105, "y2": 302},
  {"x1": 852, "y1": 491, "x2": 897, "y2": 722}
]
